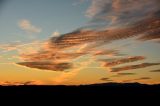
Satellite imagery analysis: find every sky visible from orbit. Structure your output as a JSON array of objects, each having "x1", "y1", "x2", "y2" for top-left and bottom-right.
[{"x1": 0, "y1": 0, "x2": 160, "y2": 85}]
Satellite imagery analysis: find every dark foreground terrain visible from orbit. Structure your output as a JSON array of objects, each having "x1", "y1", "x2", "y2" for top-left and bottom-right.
[{"x1": 0, "y1": 83, "x2": 160, "y2": 98}]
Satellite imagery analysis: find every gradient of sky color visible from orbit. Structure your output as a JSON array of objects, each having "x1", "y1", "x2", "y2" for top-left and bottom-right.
[{"x1": 0, "y1": 0, "x2": 160, "y2": 85}]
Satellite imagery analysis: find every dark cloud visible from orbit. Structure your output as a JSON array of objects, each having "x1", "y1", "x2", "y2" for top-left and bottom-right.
[
  {"x1": 122, "y1": 77, "x2": 151, "y2": 83},
  {"x1": 135, "y1": 77, "x2": 151, "y2": 80},
  {"x1": 137, "y1": 28, "x2": 160, "y2": 41},
  {"x1": 111, "y1": 63, "x2": 160, "y2": 72},
  {"x1": 100, "y1": 78, "x2": 113, "y2": 81},
  {"x1": 0, "y1": 80, "x2": 43, "y2": 86},
  {"x1": 22, "y1": 81, "x2": 36, "y2": 85},
  {"x1": 150, "y1": 69, "x2": 160, "y2": 72},
  {"x1": 117, "y1": 73, "x2": 136, "y2": 76},
  {"x1": 17, "y1": 61, "x2": 73, "y2": 71},
  {"x1": 48, "y1": 17, "x2": 160, "y2": 51},
  {"x1": 20, "y1": 51, "x2": 85, "y2": 62},
  {"x1": 86, "y1": 0, "x2": 160, "y2": 28},
  {"x1": 103, "y1": 56, "x2": 145, "y2": 67},
  {"x1": 111, "y1": 73, "x2": 136, "y2": 77},
  {"x1": 21, "y1": 81, "x2": 43, "y2": 85},
  {"x1": 98, "y1": 58, "x2": 119, "y2": 62}
]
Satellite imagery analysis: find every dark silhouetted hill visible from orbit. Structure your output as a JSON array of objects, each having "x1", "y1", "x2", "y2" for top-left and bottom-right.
[{"x1": 0, "y1": 82, "x2": 160, "y2": 98}]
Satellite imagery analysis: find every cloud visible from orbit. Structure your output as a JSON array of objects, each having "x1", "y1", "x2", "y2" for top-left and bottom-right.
[
  {"x1": 18, "y1": 19, "x2": 41, "y2": 33},
  {"x1": 117, "y1": 73, "x2": 136, "y2": 76},
  {"x1": 150, "y1": 69, "x2": 160, "y2": 72},
  {"x1": 137, "y1": 28, "x2": 160, "y2": 41},
  {"x1": 51, "y1": 31, "x2": 60, "y2": 37},
  {"x1": 17, "y1": 61, "x2": 73, "y2": 71},
  {"x1": 17, "y1": 17, "x2": 160, "y2": 71},
  {"x1": 53, "y1": 69, "x2": 80, "y2": 84},
  {"x1": 22, "y1": 80, "x2": 43, "y2": 85},
  {"x1": 48, "y1": 17, "x2": 160, "y2": 51},
  {"x1": 111, "y1": 73, "x2": 136, "y2": 78},
  {"x1": 136, "y1": 77, "x2": 151, "y2": 80},
  {"x1": 0, "y1": 80, "x2": 43, "y2": 86},
  {"x1": 16, "y1": 0, "x2": 160, "y2": 73},
  {"x1": 19, "y1": 51, "x2": 85, "y2": 62},
  {"x1": 52, "y1": 57, "x2": 93, "y2": 84},
  {"x1": 102, "y1": 56, "x2": 145, "y2": 67},
  {"x1": 100, "y1": 77, "x2": 113, "y2": 81},
  {"x1": 122, "y1": 77, "x2": 151, "y2": 83},
  {"x1": 0, "y1": 42, "x2": 21, "y2": 52},
  {"x1": 111, "y1": 63, "x2": 160, "y2": 72},
  {"x1": 94, "y1": 49, "x2": 124, "y2": 56},
  {"x1": 86, "y1": 0, "x2": 160, "y2": 28},
  {"x1": 0, "y1": 41, "x2": 43, "y2": 55}
]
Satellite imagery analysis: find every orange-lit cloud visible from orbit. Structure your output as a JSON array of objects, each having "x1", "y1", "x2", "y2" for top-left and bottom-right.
[
  {"x1": 16, "y1": 0, "x2": 160, "y2": 74},
  {"x1": 0, "y1": 41, "x2": 42, "y2": 53},
  {"x1": 94, "y1": 49, "x2": 124, "y2": 56},
  {"x1": 16, "y1": 17, "x2": 160, "y2": 72},
  {"x1": 0, "y1": 80, "x2": 43, "y2": 86},
  {"x1": 48, "y1": 18, "x2": 160, "y2": 51},
  {"x1": 52, "y1": 57, "x2": 93, "y2": 84}
]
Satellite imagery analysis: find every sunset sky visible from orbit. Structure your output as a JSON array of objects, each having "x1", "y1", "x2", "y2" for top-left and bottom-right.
[{"x1": 0, "y1": 0, "x2": 160, "y2": 85}]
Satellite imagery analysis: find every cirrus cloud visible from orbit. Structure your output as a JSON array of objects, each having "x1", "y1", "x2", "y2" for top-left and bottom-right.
[{"x1": 111, "y1": 63, "x2": 160, "y2": 72}]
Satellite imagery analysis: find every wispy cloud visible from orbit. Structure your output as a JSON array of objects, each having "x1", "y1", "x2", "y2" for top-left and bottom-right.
[
  {"x1": 0, "y1": 41, "x2": 43, "y2": 54},
  {"x1": 17, "y1": 17, "x2": 160, "y2": 72},
  {"x1": 150, "y1": 69, "x2": 160, "y2": 72},
  {"x1": 100, "y1": 77, "x2": 113, "y2": 82},
  {"x1": 0, "y1": 80, "x2": 43, "y2": 86},
  {"x1": 94, "y1": 49, "x2": 124, "y2": 56},
  {"x1": 136, "y1": 77, "x2": 151, "y2": 80},
  {"x1": 86, "y1": 0, "x2": 160, "y2": 28},
  {"x1": 111, "y1": 63, "x2": 160, "y2": 72},
  {"x1": 122, "y1": 77, "x2": 151, "y2": 83},
  {"x1": 117, "y1": 73, "x2": 136, "y2": 76},
  {"x1": 102, "y1": 56, "x2": 145, "y2": 67},
  {"x1": 111, "y1": 73, "x2": 136, "y2": 78},
  {"x1": 48, "y1": 17, "x2": 160, "y2": 51},
  {"x1": 17, "y1": 61, "x2": 73, "y2": 71},
  {"x1": 16, "y1": 0, "x2": 160, "y2": 75},
  {"x1": 18, "y1": 19, "x2": 41, "y2": 33}
]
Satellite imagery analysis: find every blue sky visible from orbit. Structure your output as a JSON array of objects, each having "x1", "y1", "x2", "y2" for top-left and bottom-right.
[{"x1": 0, "y1": 0, "x2": 90, "y2": 43}]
